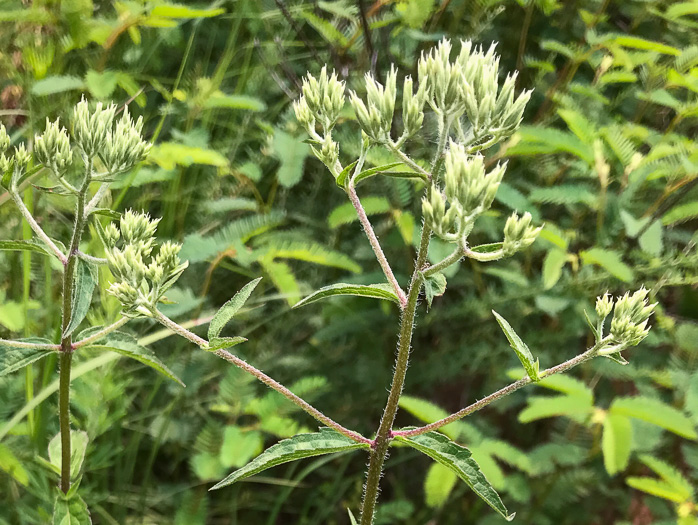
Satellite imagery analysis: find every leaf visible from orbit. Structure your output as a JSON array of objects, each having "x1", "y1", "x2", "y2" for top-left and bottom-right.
[
  {"x1": 579, "y1": 248, "x2": 634, "y2": 282},
  {"x1": 542, "y1": 248, "x2": 566, "y2": 290},
  {"x1": 328, "y1": 196, "x2": 392, "y2": 228},
  {"x1": 531, "y1": 374, "x2": 594, "y2": 404},
  {"x1": 63, "y1": 260, "x2": 97, "y2": 338},
  {"x1": 85, "y1": 70, "x2": 118, "y2": 99},
  {"x1": 662, "y1": 201, "x2": 698, "y2": 225},
  {"x1": 423, "y1": 273, "x2": 446, "y2": 308},
  {"x1": 606, "y1": 35, "x2": 681, "y2": 56},
  {"x1": 220, "y1": 426, "x2": 264, "y2": 468},
  {"x1": 518, "y1": 395, "x2": 594, "y2": 423},
  {"x1": 207, "y1": 337, "x2": 247, "y2": 352},
  {"x1": 637, "y1": 454, "x2": 694, "y2": 501},
  {"x1": 347, "y1": 509, "x2": 359, "y2": 525},
  {"x1": 53, "y1": 490, "x2": 92, "y2": 525},
  {"x1": 334, "y1": 160, "x2": 359, "y2": 187},
  {"x1": 208, "y1": 278, "x2": 262, "y2": 340},
  {"x1": 259, "y1": 258, "x2": 300, "y2": 307},
  {"x1": 272, "y1": 129, "x2": 310, "y2": 188},
  {"x1": 626, "y1": 477, "x2": 689, "y2": 503},
  {"x1": 424, "y1": 462, "x2": 458, "y2": 508},
  {"x1": 492, "y1": 311, "x2": 539, "y2": 382},
  {"x1": 32, "y1": 75, "x2": 85, "y2": 96},
  {"x1": 602, "y1": 413, "x2": 632, "y2": 475},
  {"x1": 638, "y1": 221, "x2": 663, "y2": 256},
  {"x1": 300, "y1": 11, "x2": 349, "y2": 46},
  {"x1": 150, "y1": 3, "x2": 225, "y2": 18},
  {"x1": 48, "y1": 430, "x2": 89, "y2": 481},
  {"x1": 0, "y1": 239, "x2": 56, "y2": 256},
  {"x1": 210, "y1": 428, "x2": 369, "y2": 490},
  {"x1": 353, "y1": 162, "x2": 426, "y2": 186},
  {"x1": 294, "y1": 283, "x2": 399, "y2": 308},
  {"x1": 149, "y1": 143, "x2": 229, "y2": 170},
  {"x1": 265, "y1": 241, "x2": 361, "y2": 273},
  {"x1": 203, "y1": 93, "x2": 266, "y2": 112},
  {"x1": 610, "y1": 397, "x2": 697, "y2": 439},
  {"x1": 0, "y1": 339, "x2": 56, "y2": 377},
  {"x1": 394, "y1": 431, "x2": 514, "y2": 521},
  {"x1": 88, "y1": 332, "x2": 184, "y2": 387},
  {"x1": 0, "y1": 443, "x2": 29, "y2": 486}
]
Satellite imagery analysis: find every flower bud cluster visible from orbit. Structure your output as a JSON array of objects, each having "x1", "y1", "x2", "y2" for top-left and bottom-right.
[
  {"x1": 101, "y1": 107, "x2": 151, "y2": 174},
  {"x1": 349, "y1": 67, "x2": 398, "y2": 143},
  {"x1": 402, "y1": 76, "x2": 428, "y2": 138},
  {"x1": 418, "y1": 39, "x2": 532, "y2": 145},
  {"x1": 422, "y1": 142, "x2": 511, "y2": 241},
  {"x1": 0, "y1": 125, "x2": 10, "y2": 175},
  {"x1": 294, "y1": 66, "x2": 346, "y2": 132},
  {"x1": 608, "y1": 288, "x2": 656, "y2": 347},
  {"x1": 502, "y1": 212, "x2": 542, "y2": 256},
  {"x1": 72, "y1": 98, "x2": 117, "y2": 157},
  {"x1": 34, "y1": 118, "x2": 72, "y2": 176},
  {"x1": 105, "y1": 210, "x2": 188, "y2": 317}
]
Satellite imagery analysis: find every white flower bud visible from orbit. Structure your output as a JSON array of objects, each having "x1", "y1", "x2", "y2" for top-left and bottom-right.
[
  {"x1": 34, "y1": 118, "x2": 73, "y2": 175},
  {"x1": 503, "y1": 211, "x2": 541, "y2": 255},
  {"x1": 595, "y1": 293, "x2": 614, "y2": 319},
  {"x1": 72, "y1": 97, "x2": 117, "y2": 157},
  {"x1": 14, "y1": 144, "x2": 31, "y2": 167},
  {"x1": 0, "y1": 124, "x2": 9, "y2": 153},
  {"x1": 299, "y1": 66, "x2": 345, "y2": 131}
]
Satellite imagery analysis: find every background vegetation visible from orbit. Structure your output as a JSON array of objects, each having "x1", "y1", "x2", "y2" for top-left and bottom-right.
[{"x1": 1, "y1": 0, "x2": 697, "y2": 523}]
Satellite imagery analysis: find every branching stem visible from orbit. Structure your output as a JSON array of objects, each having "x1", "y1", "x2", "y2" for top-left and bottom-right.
[
  {"x1": 9, "y1": 189, "x2": 67, "y2": 265},
  {"x1": 72, "y1": 317, "x2": 129, "y2": 349},
  {"x1": 150, "y1": 309, "x2": 372, "y2": 445}
]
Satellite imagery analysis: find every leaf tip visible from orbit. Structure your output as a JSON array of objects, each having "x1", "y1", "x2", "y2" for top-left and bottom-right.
[{"x1": 506, "y1": 512, "x2": 516, "y2": 522}]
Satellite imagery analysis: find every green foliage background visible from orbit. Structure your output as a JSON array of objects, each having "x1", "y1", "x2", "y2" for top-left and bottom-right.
[{"x1": 1, "y1": 0, "x2": 697, "y2": 523}]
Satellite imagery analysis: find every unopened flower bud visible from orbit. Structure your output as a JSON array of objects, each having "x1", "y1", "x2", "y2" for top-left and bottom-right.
[
  {"x1": 0, "y1": 124, "x2": 9, "y2": 153},
  {"x1": 503, "y1": 211, "x2": 541, "y2": 255},
  {"x1": 34, "y1": 118, "x2": 73, "y2": 175},
  {"x1": 402, "y1": 76, "x2": 427, "y2": 138},
  {"x1": 299, "y1": 66, "x2": 345, "y2": 131},
  {"x1": 609, "y1": 288, "x2": 656, "y2": 347},
  {"x1": 293, "y1": 96, "x2": 315, "y2": 132},
  {"x1": 595, "y1": 293, "x2": 614, "y2": 318},
  {"x1": 14, "y1": 144, "x2": 31, "y2": 168},
  {"x1": 72, "y1": 97, "x2": 117, "y2": 157},
  {"x1": 104, "y1": 223, "x2": 120, "y2": 248}
]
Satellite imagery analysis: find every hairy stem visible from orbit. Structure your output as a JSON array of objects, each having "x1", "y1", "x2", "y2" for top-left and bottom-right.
[
  {"x1": 393, "y1": 344, "x2": 601, "y2": 438},
  {"x1": 0, "y1": 338, "x2": 60, "y2": 351},
  {"x1": 360, "y1": 115, "x2": 452, "y2": 524},
  {"x1": 9, "y1": 189, "x2": 67, "y2": 265},
  {"x1": 151, "y1": 309, "x2": 371, "y2": 445},
  {"x1": 347, "y1": 184, "x2": 407, "y2": 308},
  {"x1": 72, "y1": 317, "x2": 129, "y2": 349},
  {"x1": 58, "y1": 159, "x2": 92, "y2": 493},
  {"x1": 387, "y1": 142, "x2": 431, "y2": 180}
]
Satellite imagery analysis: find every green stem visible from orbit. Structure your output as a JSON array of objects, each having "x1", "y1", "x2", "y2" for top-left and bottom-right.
[
  {"x1": 72, "y1": 317, "x2": 129, "y2": 349},
  {"x1": 58, "y1": 159, "x2": 92, "y2": 493}
]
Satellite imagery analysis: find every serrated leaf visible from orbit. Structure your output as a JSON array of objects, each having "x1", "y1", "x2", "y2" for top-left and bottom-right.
[
  {"x1": 294, "y1": 283, "x2": 399, "y2": 308},
  {"x1": 0, "y1": 239, "x2": 55, "y2": 256},
  {"x1": 610, "y1": 397, "x2": 697, "y2": 439},
  {"x1": 602, "y1": 413, "x2": 632, "y2": 475},
  {"x1": 542, "y1": 248, "x2": 566, "y2": 289},
  {"x1": 53, "y1": 490, "x2": 92, "y2": 525},
  {"x1": 424, "y1": 273, "x2": 446, "y2": 308},
  {"x1": 88, "y1": 332, "x2": 184, "y2": 387},
  {"x1": 518, "y1": 395, "x2": 594, "y2": 423},
  {"x1": 394, "y1": 431, "x2": 513, "y2": 521},
  {"x1": 63, "y1": 260, "x2": 97, "y2": 338},
  {"x1": 208, "y1": 278, "x2": 262, "y2": 340},
  {"x1": 580, "y1": 248, "x2": 634, "y2": 282},
  {"x1": 211, "y1": 428, "x2": 369, "y2": 490},
  {"x1": 424, "y1": 462, "x2": 458, "y2": 508},
  {"x1": 0, "y1": 339, "x2": 56, "y2": 377},
  {"x1": 492, "y1": 311, "x2": 539, "y2": 382},
  {"x1": 48, "y1": 430, "x2": 89, "y2": 481}
]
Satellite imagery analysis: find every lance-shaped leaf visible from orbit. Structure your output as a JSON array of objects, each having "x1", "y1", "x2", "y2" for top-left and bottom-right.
[
  {"x1": 293, "y1": 283, "x2": 399, "y2": 308},
  {"x1": 53, "y1": 489, "x2": 92, "y2": 525},
  {"x1": 393, "y1": 431, "x2": 514, "y2": 521},
  {"x1": 610, "y1": 396, "x2": 697, "y2": 440},
  {"x1": 335, "y1": 160, "x2": 358, "y2": 188},
  {"x1": 602, "y1": 413, "x2": 632, "y2": 476},
  {"x1": 48, "y1": 430, "x2": 89, "y2": 481},
  {"x1": 353, "y1": 163, "x2": 426, "y2": 186},
  {"x1": 206, "y1": 336, "x2": 247, "y2": 352},
  {"x1": 493, "y1": 311, "x2": 540, "y2": 382},
  {"x1": 63, "y1": 260, "x2": 98, "y2": 338},
  {"x1": 0, "y1": 339, "x2": 56, "y2": 377},
  {"x1": 211, "y1": 428, "x2": 370, "y2": 490},
  {"x1": 208, "y1": 277, "x2": 262, "y2": 340},
  {"x1": 0, "y1": 239, "x2": 58, "y2": 257},
  {"x1": 87, "y1": 332, "x2": 184, "y2": 387}
]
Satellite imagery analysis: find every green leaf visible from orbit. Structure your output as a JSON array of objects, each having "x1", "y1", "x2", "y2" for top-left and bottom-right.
[
  {"x1": 579, "y1": 248, "x2": 634, "y2": 282},
  {"x1": 259, "y1": 258, "x2": 300, "y2": 307},
  {"x1": 638, "y1": 221, "x2": 663, "y2": 256},
  {"x1": 220, "y1": 426, "x2": 264, "y2": 468},
  {"x1": 394, "y1": 431, "x2": 514, "y2": 521},
  {"x1": 398, "y1": 395, "x2": 475, "y2": 442},
  {"x1": 88, "y1": 332, "x2": 184, "y2": 387},
  {"x1": 300, "y1": 11, "x2": 349, "y2": 46},
  {"x1": 53, "y1": 490, "x2": 92, "y2": 525},
  {"x1": 423, "y1": 273, "x2": 446, "y2": 308},
  {"x1": 518, "y1": 395, "x2": 594, "y2": 423},
  {"x1": 0, "y1": 443, "x2": 29, "y2": 486},
  {"x1": 334, "y1": 160, "x2": 358, "y2": 187},
  {"x1": 211, "y1": 428, "x2": 369, "y2": 490},
  {"x1": 63, "y1": 260, "x2": 97, "y2": 338},
  {"x1": 293, "y1": 283, "x2": 399, "y2": 308},
  {"x1": 424, "y1": 462, "x2": 458, "y2": 508},
  {"x1": 610, "y1": 397, "x2": 697, "y2": 439},
  {"x1": 328, "y1": 196, "x2": 392, "y2": 229},
  {"x1": 637, "y1": 454, "x2": 694, "y2": 501},
  {"x1": 85, "y1": 70, "x2": 118, "y2": 99},
  {"x1": 542, "y1": 248, "x2": 566, "y2": 289},
  {"x1": 48, "y1": 430, "x2": 89, "y2": 481},
  {"x1": 0, "y1": 339, "x2": 56, "y2": 377},
  {"x1": 32, "y1": 75, "x2": 85, "y2": 96},
  {"x1": 606, "y1": 35, "x2": 681, "y2": 56},
  {"x1": 272, "y1": 129, "x2": 310, "y2": 188},
  {"x1": 203, "y1": 93, "x2": 266, "y2": 112},
  {"x1": 150, "y1": 3, "x2": 225, "y2": 18},
  {"x1": 662, "y1": 201, "x2": 698, "y2": 225},
  {"x1": 492, "y1": 311, "x2": 539, "y2": 382},
  {"x1": 0, "y1": 239, "x2": 56, "y2": 256},
  {"x1": 626, "y1": 477, "x2": 689, "y2": 503},
  {"x1": 207, "y1": 337, "x2": 247, "y2": 352},
  {"x1": 353, "y1": 162, "x2": 426, "y2": 186},
  {"x1": 208, "y1": 278, "x2": 262, "y2": 340},
  {"x1": 347, "y1": 509, "x2": 359, "y2": 525},
  {"x1": 602, "y1": 413, "x2": 632, "y2": 475},
  {"x1": 149, "y1": 143, "x2": 229, "y2": 170}
]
